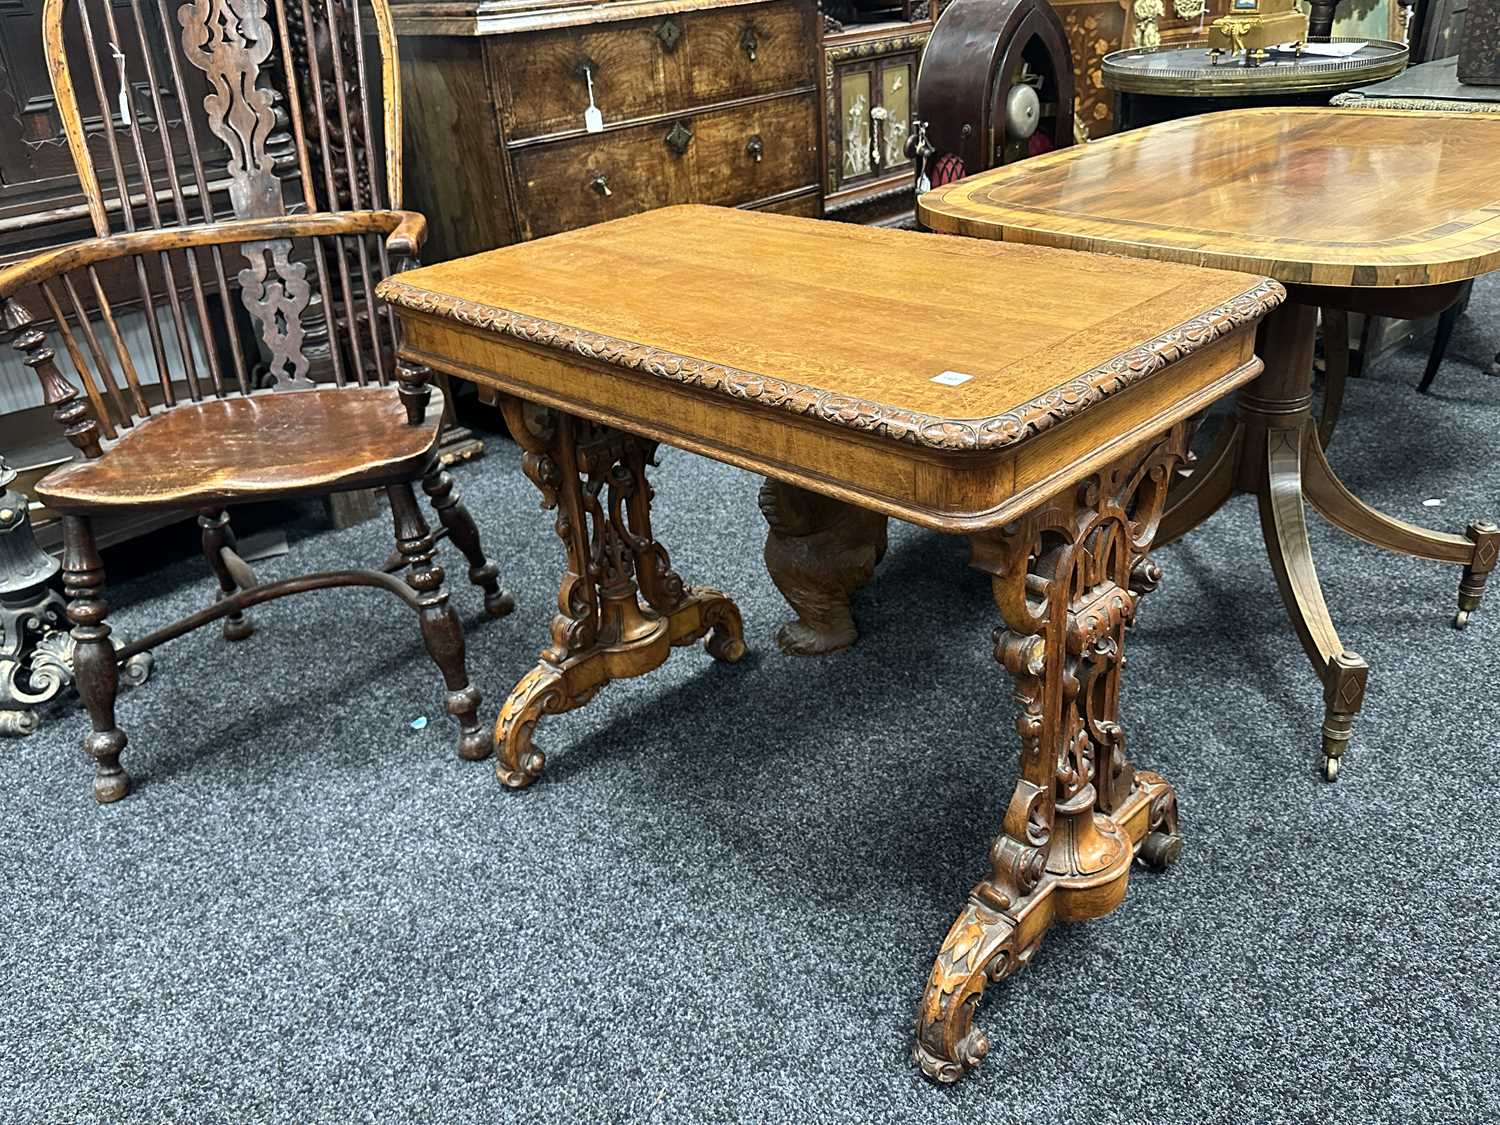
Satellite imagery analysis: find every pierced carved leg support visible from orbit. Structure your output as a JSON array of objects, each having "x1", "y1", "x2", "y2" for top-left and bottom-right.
[
  {"x1": 913, "y1": 425, "x2": 1190, "y2": 1083},
  {"x1": 199, "y1": 510, "x2": 255, "y2": 641},
  {"x1": 388, "y1": 482, "x2": 487, "y2": 762},
  {"x1": 759, "y1": 478, "x2": 888, "y2": 655},
  {"x1": 62, "y1": 515, "x2": 129, "y2": 804},
  {"x1": 421, "y1": 467, "x2": 516, "y2": 619},
  {"x1": 493, "y1": 402, "x2": 746, "y2": 790}
]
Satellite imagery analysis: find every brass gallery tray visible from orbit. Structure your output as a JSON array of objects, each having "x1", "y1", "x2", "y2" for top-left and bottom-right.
[{"x1": 1102, "y1": 38, "x2": 1409, "y2": 97}]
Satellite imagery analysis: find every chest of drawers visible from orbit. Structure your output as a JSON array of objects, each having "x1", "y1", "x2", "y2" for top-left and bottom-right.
[{"x1": 393, "y1": 0, "x2": 822, "y2": 262}]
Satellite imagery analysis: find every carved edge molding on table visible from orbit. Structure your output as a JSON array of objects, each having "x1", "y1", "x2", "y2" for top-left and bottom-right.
[
  {"x1": 912, "y1": 419, "x2": 1191, "y2": 1083},
  {"x1": 378, "y1": 277, "x2": 1284, "y2": 452}
]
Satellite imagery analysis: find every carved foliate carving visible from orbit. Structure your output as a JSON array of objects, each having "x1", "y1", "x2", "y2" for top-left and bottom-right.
[
  {"x1": 379, "y1": 277, "x2": 1283, "y2": 453},
  {"x1": 914, "y1": 421, "x2": 1193, "y2": 1083}
]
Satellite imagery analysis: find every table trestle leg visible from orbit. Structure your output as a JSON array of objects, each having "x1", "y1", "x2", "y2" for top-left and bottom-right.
[
  {"x1": 912, "y1": 423, "x2": 1191, "y2": 1084},
  {"x1": 492, "y1": 399, "x2": 746, "y2": 789}
]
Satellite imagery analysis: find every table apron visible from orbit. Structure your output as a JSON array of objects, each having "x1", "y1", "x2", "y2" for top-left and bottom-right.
[{"x1": 397, "y1": 321, "x2": 1262, "y2": 534}]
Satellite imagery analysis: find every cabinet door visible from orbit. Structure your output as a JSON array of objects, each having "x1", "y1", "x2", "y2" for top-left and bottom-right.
[
  {"x1": 875, "y1": 55, "x2": 915, "y2": 176},
  {"x1": 827, "y1": 47, "x2": 921, "y2": 195},
  {"x1": 832, "y1": 61, "x2": 877, "y2": 189}
]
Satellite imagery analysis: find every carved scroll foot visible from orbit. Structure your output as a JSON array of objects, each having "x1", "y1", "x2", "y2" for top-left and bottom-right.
[
  {"x1": 913, "y1": 772, "x2": 1174, "y2": 1083},
  {"x1": 695, "y1": 591, "x2": 747, "y2": 664},
  {"x1": 759, "y1": 478, "x2": 888, "y2": 655},
  {"x1": 1136, "y1": 773, "x2": 1182, "y2": 870},
  {"x1": 495, "y1": 401, "x2": 747, "y2": 788},
  {"x1": 1455, "y1": 521, "x2": 1499, "y2": 630},
  {"x1": 495, "y1": 664, "x2": 571, "y2": 789},
  {"x1": 913, "y1": 891, "x2": 1041, "y2": 1084}
]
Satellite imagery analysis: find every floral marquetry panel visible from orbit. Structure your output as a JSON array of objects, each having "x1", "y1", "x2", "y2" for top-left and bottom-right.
[{"x1": 1052, "y1": 0, "x2": 1130, "y2": 137}]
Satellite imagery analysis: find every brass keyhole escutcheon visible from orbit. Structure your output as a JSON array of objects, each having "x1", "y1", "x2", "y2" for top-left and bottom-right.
[
  {"x1": 746, "y1": 134, "x2": 763, "y2": 162},
  {"x1": 665, "y1": 119, "x2": 694, "y2": 156},
  {"x1": 740, "y1": 26, "x2": 758, "y2": 61},
  {"x1": 655, "y1": 16, "x2": 682, "y2": 50}
]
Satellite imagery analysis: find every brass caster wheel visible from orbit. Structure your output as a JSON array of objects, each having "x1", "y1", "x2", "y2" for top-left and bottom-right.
[
  {"x1": 1454, "y1": 609, "x2": 1471, "y2": 631},
  {"x1": 1322, "y1": 755, "x2": 1340, "y2": 783}
]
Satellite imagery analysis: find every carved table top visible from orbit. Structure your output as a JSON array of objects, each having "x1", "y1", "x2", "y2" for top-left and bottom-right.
[
  {"x1": 919, "y1": 107, "x2": 1500, "y2": 289},
  {"x1": 381, "y1": 205, "x2": 1281, "y2": 530}
]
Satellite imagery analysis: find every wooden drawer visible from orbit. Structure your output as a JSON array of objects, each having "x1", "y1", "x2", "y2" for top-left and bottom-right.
[
  {"x1": 747, "y1": 189, "x2": 821, "y2": 217},
  {"x1": 493, "y1": 0, "x2": 818, "y2": 142},
  {"x1": 512, "y1": 91, "x2": 818, "y2": 239}
]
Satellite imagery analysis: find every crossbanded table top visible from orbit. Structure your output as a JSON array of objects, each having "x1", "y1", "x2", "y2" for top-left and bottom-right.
[{"x1": 919, "y1": 108, "x2": 1500, "y2": 289}]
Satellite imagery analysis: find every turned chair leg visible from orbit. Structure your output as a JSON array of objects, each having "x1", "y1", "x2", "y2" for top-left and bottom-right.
[
  {"x1": 421, "y1": 467, "x2": 514, "y2": 618},
  {"x1": 388, "y1": 481, "x2": 489, "y2": 761},
  {"x1": 199, "y1": 509, "x2": 254, "y2": 640},
  {"x1": 61, "y1": 515, "x2": 130, "y2": 803}
]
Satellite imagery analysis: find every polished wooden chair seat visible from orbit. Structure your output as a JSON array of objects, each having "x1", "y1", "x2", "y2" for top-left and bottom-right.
[{"x1": 35, "y1": 387, "x2": 441, "y2": 512}]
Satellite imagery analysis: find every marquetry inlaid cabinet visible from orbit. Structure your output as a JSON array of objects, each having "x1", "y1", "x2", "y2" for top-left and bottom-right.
[{"x1": 391, "y1": 0, "x2": 822, "y2": 263}]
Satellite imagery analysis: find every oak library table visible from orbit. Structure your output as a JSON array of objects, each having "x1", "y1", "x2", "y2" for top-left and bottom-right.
[
  {"x1": 380, "y1": 205, "x2": 1283, "y2": 1082},
  {"x1": 921, "y1": 106, "x2": 1500, "y2": 782}
]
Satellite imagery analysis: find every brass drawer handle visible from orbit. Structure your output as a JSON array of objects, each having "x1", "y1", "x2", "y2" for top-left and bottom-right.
[
  {"x1": 589, "y1": 175, "x2": 612, "y2": 197},
  {"x1": 740, "y1": 26, "x2": 758, "y2": 61},
  {"x1": 746, "y1": 134, "x2": 763, "y2": 163},
  {"x1": 656, "y1": 16, "x2": 682, "y2": 51},
  {"x1": 665, "y1": 120, "x2": 694, "y2": 156}
]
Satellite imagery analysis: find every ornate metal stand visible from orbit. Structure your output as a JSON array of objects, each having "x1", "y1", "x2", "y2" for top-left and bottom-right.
[
  {"x1": 913, "y1": 422, "x2": 1190, "y2": 1083},
  {"x1": 492, "y1": 401, "x2": 746, "y2": 788},
  {"x1": 0, "y1": 460, "x2": 151, "y2": 736}
]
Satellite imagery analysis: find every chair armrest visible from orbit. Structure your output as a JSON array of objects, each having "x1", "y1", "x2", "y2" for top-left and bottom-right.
[{"x1": 0, "y1": 210, "x2": 427, "y2": 298}]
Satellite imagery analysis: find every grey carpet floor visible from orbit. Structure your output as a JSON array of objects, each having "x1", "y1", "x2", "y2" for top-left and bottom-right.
[{"x1": 3, "y1": 281, "x2": 1499, "y2": 1124}]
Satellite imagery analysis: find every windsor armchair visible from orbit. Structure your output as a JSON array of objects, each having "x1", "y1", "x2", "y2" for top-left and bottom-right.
[{"x1": 0, "y1": 0, "x2": 512, "y2": 802}]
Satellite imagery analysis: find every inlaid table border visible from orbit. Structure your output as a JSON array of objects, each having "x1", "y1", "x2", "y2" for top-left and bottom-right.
[{"x1": 920, "y1": 108, "x2": 1500, "y2": 288}]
